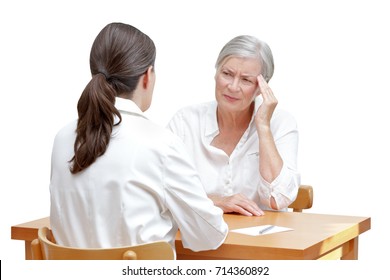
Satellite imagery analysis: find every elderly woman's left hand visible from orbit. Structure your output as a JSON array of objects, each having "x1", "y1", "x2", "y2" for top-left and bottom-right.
[{"x1": 255, "y1": 75, "x2": 278, "y2": 128}]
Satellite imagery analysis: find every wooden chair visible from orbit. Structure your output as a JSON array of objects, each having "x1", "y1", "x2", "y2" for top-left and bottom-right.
[
  {"x1": 288, "y1": 185, "x2": 313, "y2": 212},
  {"x1": 31, "y1": 227, "x2": 175, "y2": 260}
]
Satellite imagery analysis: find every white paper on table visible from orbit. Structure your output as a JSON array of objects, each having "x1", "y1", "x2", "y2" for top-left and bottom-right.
[{"x1": 230, "y1": 224, "x2": 293, "y2": 236}]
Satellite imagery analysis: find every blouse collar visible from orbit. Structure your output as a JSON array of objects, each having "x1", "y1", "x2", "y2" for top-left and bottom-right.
[{"x1": 204, "y1": 96, "x2": 263, "y2": 138}]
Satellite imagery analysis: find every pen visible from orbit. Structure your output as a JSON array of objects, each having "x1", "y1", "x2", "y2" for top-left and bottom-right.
[{"x1": 259, "y1": 225, "x2": 275, "y2": 235}]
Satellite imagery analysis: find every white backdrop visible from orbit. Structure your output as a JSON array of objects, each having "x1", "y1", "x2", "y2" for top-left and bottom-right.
[{"x1": 1, "y1": 0, "x2": 389, "y2": 278}]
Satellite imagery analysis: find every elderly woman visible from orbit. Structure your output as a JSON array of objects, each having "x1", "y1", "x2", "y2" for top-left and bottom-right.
[{"x1": 167, "y1": 35, "x2": 300, "y2": 216}]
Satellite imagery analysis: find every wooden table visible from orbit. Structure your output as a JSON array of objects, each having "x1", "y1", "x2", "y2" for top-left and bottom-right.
[{"x1": 11, "y1": 211, "x2": 370, "y2": 260}]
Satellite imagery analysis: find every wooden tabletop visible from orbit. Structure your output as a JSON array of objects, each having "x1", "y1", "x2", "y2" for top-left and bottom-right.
[
  {"x1": 11, "y1": 211, "x2": 371, "y2": 260},
  {"x1": 175, "y1": 211, "x2": 371, "y2": 260}
]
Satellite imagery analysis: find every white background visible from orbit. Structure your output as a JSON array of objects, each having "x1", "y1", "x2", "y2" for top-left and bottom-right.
[{"x1": 1, "y1": 0, "x2": 389, "y2": 278}]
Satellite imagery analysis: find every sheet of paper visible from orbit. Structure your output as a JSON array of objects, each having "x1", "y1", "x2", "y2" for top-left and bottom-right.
[{"x1": 230, "y1": 224, "x2": 293, "y2": 236}]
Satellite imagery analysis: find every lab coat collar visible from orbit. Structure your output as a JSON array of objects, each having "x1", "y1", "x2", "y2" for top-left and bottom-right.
[{"x1": 114, "y1": 97, "x2": 148, "y2": 120}]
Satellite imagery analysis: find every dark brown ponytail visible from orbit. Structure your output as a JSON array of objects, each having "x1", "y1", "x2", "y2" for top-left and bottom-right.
[{"x1": 69, "y1": 23, "x2": 156, "y2": 173}]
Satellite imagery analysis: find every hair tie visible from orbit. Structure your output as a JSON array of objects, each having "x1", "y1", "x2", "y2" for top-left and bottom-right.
[{"x1": 96, "y1": 72, "x2": 108, "y2": 80}]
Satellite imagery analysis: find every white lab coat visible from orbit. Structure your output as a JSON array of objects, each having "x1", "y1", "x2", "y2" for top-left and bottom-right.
[{"x1": 50, "y1": 97, "x2": 228, "y2": 254}]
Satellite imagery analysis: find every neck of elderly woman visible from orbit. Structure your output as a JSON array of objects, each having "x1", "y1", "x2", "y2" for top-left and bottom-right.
[{"x1": 217, "y1": 102, "x2": 254, "y2": 130}]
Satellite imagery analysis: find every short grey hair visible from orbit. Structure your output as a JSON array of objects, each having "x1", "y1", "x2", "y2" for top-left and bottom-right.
[{"x1": 215, "y1": 35, "x2": 274, "y2": 82}]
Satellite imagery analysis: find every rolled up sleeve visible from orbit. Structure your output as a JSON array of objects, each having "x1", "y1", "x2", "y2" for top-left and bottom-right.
[{"x1": 258, "y1": 164, "x2": 300, "y2": 210}]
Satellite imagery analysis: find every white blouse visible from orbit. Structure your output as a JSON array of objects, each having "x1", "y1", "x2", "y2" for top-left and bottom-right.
[
  {"x1": 50, "y1": 97, "x2": 228, "y2": 254},
  {"x1": 167, "y1": 97, "x2": 300, "y2": 210}
]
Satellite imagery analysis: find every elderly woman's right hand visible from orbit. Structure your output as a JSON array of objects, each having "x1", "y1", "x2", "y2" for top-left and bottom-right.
[{"x1": 210, "y1": 193, "x2": 264, "y2": 216}]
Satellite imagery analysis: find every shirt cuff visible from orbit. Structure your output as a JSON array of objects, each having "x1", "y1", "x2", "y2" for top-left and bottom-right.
[{"x1": 258, "y1": 164, "x2": 300, "y2": 209}]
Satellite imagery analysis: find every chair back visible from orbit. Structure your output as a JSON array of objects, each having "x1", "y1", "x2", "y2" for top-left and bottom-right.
[
  {"x1": 288, "y1": 185, "x2": 313, "y2": 212},
  {"x1": 31, "y1": 227, "x2": 175, "y2": 260}
]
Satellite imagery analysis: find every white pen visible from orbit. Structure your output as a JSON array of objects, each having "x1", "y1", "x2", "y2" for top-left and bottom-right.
[{"x1": 259, "y1": 225, "x2": 275, "y2": 235}]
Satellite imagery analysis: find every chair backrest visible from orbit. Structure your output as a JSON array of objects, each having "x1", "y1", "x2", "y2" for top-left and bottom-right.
[
  {"x1": 288, "y1": 185, "x2": 314, "y2": 212},
  {"x1": 31, "y1": 227, "x2": 175, "y2": 260}
]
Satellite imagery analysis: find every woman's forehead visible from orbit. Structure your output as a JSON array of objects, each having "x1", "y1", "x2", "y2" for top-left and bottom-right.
[{"x1": 220, "y1": 56, "x2": 261, "y2": 75}]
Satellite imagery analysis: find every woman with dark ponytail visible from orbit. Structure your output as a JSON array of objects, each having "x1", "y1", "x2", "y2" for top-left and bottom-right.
[{"x1": 50, "y1": 23, "x2": 227, "y2": 254}]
